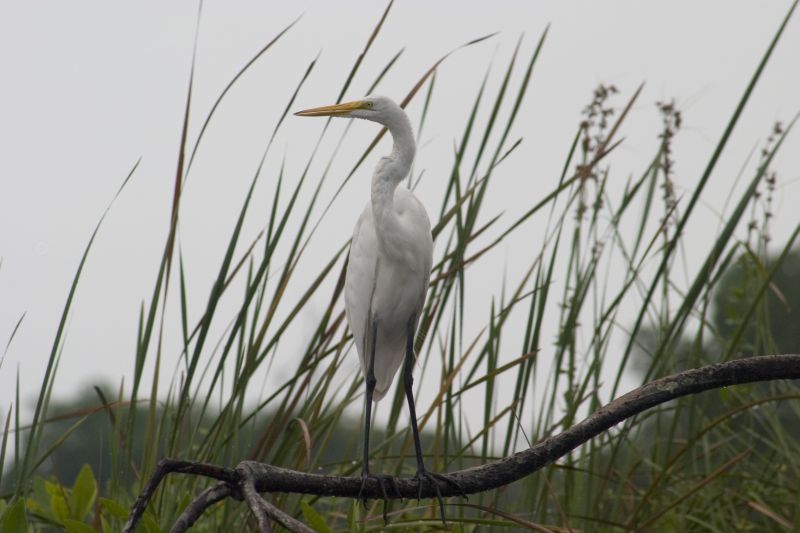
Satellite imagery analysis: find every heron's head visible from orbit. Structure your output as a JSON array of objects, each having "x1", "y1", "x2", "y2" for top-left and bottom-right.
[{"x1": 294, "y1": 95, "x2": 401, "y2": 125}]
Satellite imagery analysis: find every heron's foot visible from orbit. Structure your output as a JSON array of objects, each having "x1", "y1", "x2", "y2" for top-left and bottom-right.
[
  {"x1": 414, "y1": 469, "x2": 466, "y2": 525},
  {"x1": 358, "y1": 472, "x2": 402, "y2": 525}
]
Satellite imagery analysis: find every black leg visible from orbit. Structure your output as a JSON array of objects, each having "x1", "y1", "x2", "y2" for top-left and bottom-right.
[
  {"x1": 357, "y1": 319, "x2": 400, "y2": 524},
  {"x1": 403, "y1": 314, "x2": 427, "y2": 479},
  {"x1": 362, "y1": 319, "x2": 378, "y2": 479},
  {"x1": 403, "y1": 314, "x2": 465, "y2": 526}
]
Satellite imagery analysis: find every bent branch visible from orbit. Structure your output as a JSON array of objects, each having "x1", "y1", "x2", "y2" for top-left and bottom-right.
[
  {"x1": 240, "y1": 354, "x2": 800, "y2": 497},
  {"x1": 124, "y1": 354, "x2": 800, "y2": 531},
  {"x1": 170, "y1": 482, "x2": 231, "y2": 533}
]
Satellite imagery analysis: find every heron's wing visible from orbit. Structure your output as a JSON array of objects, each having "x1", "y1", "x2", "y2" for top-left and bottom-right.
[
  {"x1": 395, "y1": 188, "x2": 433, "y2": 315},
  {"x1": 344, "y1": 203, "x2": 377, "y2": 379},
  {"x1": 345, "y1": 192, "x2": 434, "y2": 402}
]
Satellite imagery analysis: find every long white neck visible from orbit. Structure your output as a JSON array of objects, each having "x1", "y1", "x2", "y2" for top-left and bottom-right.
[{"x1": 370, "y1": 108, "x2": 415, "y2": 229}]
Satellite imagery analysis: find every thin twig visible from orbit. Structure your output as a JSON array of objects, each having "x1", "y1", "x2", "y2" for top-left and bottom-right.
[
  {"x1": 169, "y1": 482, "x2": 232, "y2": 533},
  {"x1": 239, "y1": 463, "x2": 314, "y2": 533}
]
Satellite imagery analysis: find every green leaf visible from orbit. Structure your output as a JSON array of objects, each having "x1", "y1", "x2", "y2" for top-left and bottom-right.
[
  {"x1": 100, "y1": 498, "x2": 129, "y2": 519},
  {"x1": 142, "y1": 511, "x2": 163, "y2": 533},
  {"x1": 25, "y1": 478, "x2": 55, "y2": 521},
  {"x1": 24, "y1": 497, "x2": 42, "y2": 517},
  {"x1": 300, "y1": 500, "x2": 331, "y2": 533},
  {"x1": 0, "y1": 498, "x2": 28, "y2": 533},
  {"x1": 50, "y1": 491, "x2": 70, "y2": 522},
  {"x1": 44, "y1": 479, "x2": 61, "y2": 497},
  {"x1": 70, "y1": 464, "x2": 97, "y2": 521},
  {"x1": 63, "y1": 519, "x2": 96, "y2": 533}
]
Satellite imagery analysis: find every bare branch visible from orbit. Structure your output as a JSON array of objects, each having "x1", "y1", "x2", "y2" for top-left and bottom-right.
[
  {"x1": 170, "y1": 482, "x2": 232, "y2": 533},
  {"x1": 124, "y1": 354, "x2": 800, "y2": 530},
  {"x1": 123, "y1": 459, "x2": 238, "y2": 533},
  {"x1": 237, "y1": 354, "x2": 800, "y2": 498},
  {"x1": 239, "y1": 463, "x2": 314, "y2": 533}
]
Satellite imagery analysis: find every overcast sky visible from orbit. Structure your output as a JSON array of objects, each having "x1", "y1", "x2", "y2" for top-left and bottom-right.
[{"x1": 1, "y1": 1, "x2": 799, "y2": 420}]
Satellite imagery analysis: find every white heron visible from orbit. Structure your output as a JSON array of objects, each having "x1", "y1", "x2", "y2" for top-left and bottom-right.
[{"x1": 295, "y1": 95, "x2": 460, "y2": 516}]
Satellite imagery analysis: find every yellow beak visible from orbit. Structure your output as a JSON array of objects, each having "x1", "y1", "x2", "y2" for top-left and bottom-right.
[{"x1": 294, "y1": 99, "x2": 369, "y2": 117}]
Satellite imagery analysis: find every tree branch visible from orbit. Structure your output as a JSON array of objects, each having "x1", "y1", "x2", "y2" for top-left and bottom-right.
[
  {"x1": 125, "y1": 354, "x2": 800, "y2": 530},
  {"x1": 123, "y1": 459, "x2": 238, "y2": 533},
  {"x1": 169, "y1": 482, "x2": 232, "y2": 533},
  {"x1": 236, "y1": 354, "x2": 800, "y2": 497},
  {"x1": 239, "y1": 463, "x2": 315, "y2": 533}
]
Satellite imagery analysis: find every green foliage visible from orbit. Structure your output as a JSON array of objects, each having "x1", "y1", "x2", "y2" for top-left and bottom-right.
[
  {"x1": 11, "y1": 463, "x2": 151, "y2": 532},
  {"x1": 3, "y1": 2, "x2": 800, "y2": 531},
  {"x1": 62, "y1": 520, "x2": 95, "y2": 533},
  {"x1": 20, "y1": 464, "x2": 127, "y2": 532},
  {"x1": 70, "y1": 465, "x2": 97, "y2": 523},
  {"x1": 301, "y1": 499, "x2": 331, "y2": 533},
  {"x1": 714, "y1": 250, "x2": 800, "y2": 354},
  {"x1": 0, "y1": 498, "x2": 28, "y2": 533}
]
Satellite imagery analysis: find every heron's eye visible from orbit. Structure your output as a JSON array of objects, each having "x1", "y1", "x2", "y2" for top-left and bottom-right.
[{"x1": 365, "y1": 102, "x2": 373, "y2": 108}]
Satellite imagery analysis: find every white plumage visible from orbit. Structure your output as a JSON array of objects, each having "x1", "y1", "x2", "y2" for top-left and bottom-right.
[{"x1": 345, "y1": 187, "x2": 432, "y2": 400}]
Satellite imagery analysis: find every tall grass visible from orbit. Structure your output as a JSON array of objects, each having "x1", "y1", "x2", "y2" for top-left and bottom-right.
[{"x1": 3, "y1": 2, "x2": 800, "y2": 531}]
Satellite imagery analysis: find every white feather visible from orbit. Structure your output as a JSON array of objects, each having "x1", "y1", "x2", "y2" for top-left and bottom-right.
[{"x1": 345, "y1": 188, "x2": 433, "y2": 401}]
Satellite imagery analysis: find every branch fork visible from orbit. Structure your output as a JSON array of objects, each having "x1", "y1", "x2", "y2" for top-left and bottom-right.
[{"x1": 122, "y1": 354, "x2": 800, "y2": 532}]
